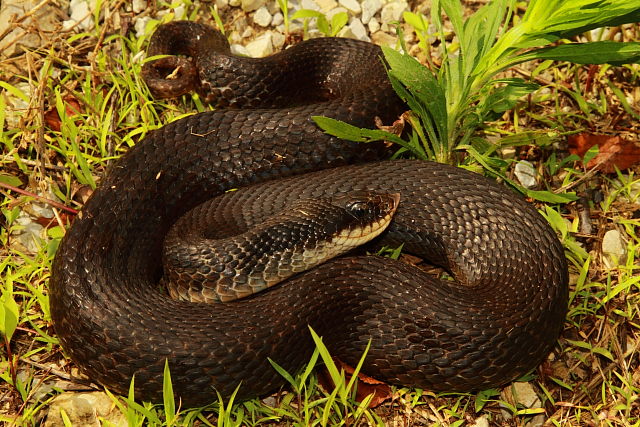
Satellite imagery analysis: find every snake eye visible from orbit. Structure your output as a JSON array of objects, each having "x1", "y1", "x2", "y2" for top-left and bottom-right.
[{"x1": 346, "y1": 201, "x2": 370, "y2": 218}]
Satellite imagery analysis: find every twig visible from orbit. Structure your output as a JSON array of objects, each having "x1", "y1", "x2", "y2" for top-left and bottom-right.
[
  {"x1": 1, "y1": 156, "x2": 68, "y2": 172},
  {"x1": 0, "y1": 181, "x2": 78, "y2": 215},
  {"x1": 0, "y1": 0, "x2": 54, "y2": 42}
]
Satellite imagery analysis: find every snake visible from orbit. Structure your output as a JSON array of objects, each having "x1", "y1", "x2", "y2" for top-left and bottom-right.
[{"x1": 49, "y1": 21, "x2": 569, "y2": 407}]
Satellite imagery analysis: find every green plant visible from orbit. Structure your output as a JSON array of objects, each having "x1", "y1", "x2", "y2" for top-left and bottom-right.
[
  {"x1": 291, "y1": 9, "x2": 349, "y2": 37},
  {"x1": 276, "y1": 0, "x2": 291, "y2": 34},
  {"x1": 316, "y1": 0, "x2": 640, "y2": 174}
]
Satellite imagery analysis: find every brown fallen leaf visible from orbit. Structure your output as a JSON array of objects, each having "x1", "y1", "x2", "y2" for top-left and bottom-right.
[
  {"x1": 44, "y1": 96, "x2": 84, "y2": 132},
  {"x1": 568, "y1": 133, "x2": 640, "y2": 173},
  {"x1": 317, "y1": 358, "x2": 393, "y2": 408}
]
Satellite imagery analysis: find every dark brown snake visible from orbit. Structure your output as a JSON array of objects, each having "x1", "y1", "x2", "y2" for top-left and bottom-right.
[{"x1": 50, "y1": 21, "x2": 569, "y2": 406}]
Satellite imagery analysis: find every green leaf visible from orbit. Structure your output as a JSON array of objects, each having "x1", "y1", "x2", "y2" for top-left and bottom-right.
[
  {"x1": 163, "y1": 360, "x2": 176, "y2": 425},
  {"x1": 316, "y1": 14, "x2": 329, "y2": 36},
  {"x1": 527, "y1": 189, "x2": 578, "y2": 204},
  {"x1": 530, "y1": 42, "x2": 640, "y2": 66},
  {"x1": 0, "y1": 284, "x2": 19, "y2": 343},
  {"x1": 480, "y1": 79, "x2": 539, "y2": 118},
  {"x1": 0, "y1": 81, "x2": 29, "y2": 102},
  {"x1": 291, "y1": 9, "x2": 323, "y2": 20},
  {"x1": 0, "y1": 173, "x2": 23, "y2": 187},
  {"x1": 583, "y1": 145, "x2": 599, "y2": 165},
  {"x1": 312, "y1": 116, "x2": 405, "y2": 144},
  {"x1": 382, "y1": 46, "x2": 449, "y2": 155},
  {"x1": 268, "y1": 357, "x2": 297, "y2": 388},
  {"x1": 330, "y1": 12, "x2": 348, "y2": 36},
  {"x1": 474, "y1": 388, "x2": 500, "y2": 412},
  {"x1": 542, "y1": 206, "x2": 568, "y2": 240},
  {"x1": 403, "y1": 11, "x2": 429, "y2": 31}
]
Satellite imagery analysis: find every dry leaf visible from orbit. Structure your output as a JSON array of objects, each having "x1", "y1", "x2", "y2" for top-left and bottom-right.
[
  {"x1": 318, "y1": 358, "x2": 393, "y2": 408},
  {"x1": 568, "y1": 133, "x2": 640, "y2": 173},
  {"x1": 44, "y1": 96, "x2": 84, "y2": 132}
]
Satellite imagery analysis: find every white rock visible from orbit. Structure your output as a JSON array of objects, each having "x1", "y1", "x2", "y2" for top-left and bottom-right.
[
  {"x1": 228, "y1": 30, "x2": 243, "y2": 45},
  {"x1": 231, "y1": 43, "x2": 249, "y2": 56},
  {"x1": 380, "y1": 0, "x2": 408, "y2": 25},
  {"x1": 277, "y1": 22, "x2": 303, "y2": 34},
  {"x1": 253, "y1": 6, "x2": 272, "y2": 27},
  {"x1": 3, "y1": 82, "x2": 30, "y2": 128},
  {"x1": 603, "y1": 229, "x2": 626, "y2": 259},
  {"x1": 0, "y1": 0, "x2": 58, "y2": 57},
  {"x1": 241, "y1": 0, "x2": 266, "y2": 12},
  {"x1": 272, "y1": 12, "x2": 284, "y2": 26},
  {"x1": 368, "y1": 17, "x2": 380, "y2": 33},
  {"x1": 286, "y1": 0, "x2": 301, "y2": 12},
  {"x1": 470, "y1": 416, "x2": 490, "y2": 427},
  {"x1": 245, "y1": 32, "x2": 273, "y2": 57},
  {"x1": 301, "y1": 0, "x2": 320, "y2": 11},
  {"x1": 242, "y1": 26, "x2": 254, "y2": 38},
  {"x1": 361, "y1": 0, "x2": 382, "y2": 24},
  {"x1": 267, "y1": 1, "x2": 280, "y2": 13},
  {"x1": 271, "y1": 31, "x2": 286, "y2": 49},
  {"x1": 173, "y1": 4, "x2": 186, "y2": 20},
  {"x1": 216, "y1": 0, "x2": 229, "y2": 10},
  {"x1": 133, "y1": 16, "x2": 151, "y2": 38},
  {"x1": 500, "y1": 383, "x2": 545, "y2": 427},
  {"x1": 514, "y1": 160, "x2": 537, "y2": 189},
  {"x1": 132, "y1": 0, "x2": 146, "y2": 13},
  {"x1": 64, "y1": 0, "x2": 95, "y2": 31},
  {"x1": 336, "y1": 26, "x2": 355, "y2": 39},
  {"x1": 327, "y1": 7, "x2": 348, "y2": 21},
  {"x1": 349, "y1": 18, "x2": 370, "y2": 41},
  {"x1": 229, "y1": 0, "x2": 241, "y2": 6},
  {"x1": 314, "y1": 0, "x2": 337, "y2": 12},
  {"x1": 371, "y1": 30, "x2": 397, "y2": 47},
  {"x1": 45, "y1": 392, "x2": 126, "y2": 427},
  {"x1": 339, "y1": 0, "x2": 361, "y2": 14}
]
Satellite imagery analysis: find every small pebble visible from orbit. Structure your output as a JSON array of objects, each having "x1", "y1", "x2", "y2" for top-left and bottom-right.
[
  {"x1": 272, "y1": 12, "x2": 284, "y2": 27},
  {"x1": 245, "y1": 31, "x2": 273, "y2": 57},
  {"x1": 253, "y1": 6, "x2": 272, "y2": 27},
  {"x1": 314, "y1": 0, "x2": 337, "y2": 12},
  {"x1": 361, "y1": 0, "x2": 382, "y2": 24},
  {"x1": 470, "y1": 416, "x2": 490, "y2": 427},
  {"x1": 371, "y1": 30, "x2": 397, "y2": 47},
  {"x1": 242, "y1": 26, "x2": 254, "y2": 38},
  {"x1": 132, "y1": 0, "x2": 146, "y2": 13},
  {"x1": 339, "y1": 0, "x2": 361, "y2": 14},
  {"x1": 337, "y1": 26, "x2": 355, "y2": 39},
  {"x1": 327, "y1": 7, "x2": 348, "y2": 20},
  {"x1": 380, "y1": 0, "x2": 408, "y2": 25},
  {"x1": 514, "y1": 160, "x2": 537, "y2": 189},
  {"x1": 271, "y1": 31, "x2": 286, "y2": 49},
  {"x1": 368, "y1": 17, "x2": 380, "y2": 33},
  {"x1": 64, "y1": 0, "x2": 94, "y2": 31},
  {"x1": 173, "y1": 5, "x2": 186, "y2": 20},
  {"x1": 602, "y1": 229, "x2": 626, "y2": 263},
  {"x1": 241, "y1": 0, "x2": 266, "y2": 12},
  {"x1": 500, "y1": 383, "x2": 545, "y2": 427},
  {"x1": 230, "y1": 43, "x2": 249, "y2": 56},
  {"x1": 349, "y1": 18, "x2": 370, "y2": 41},
  {"x1": 301, "y1": 0, "x2": 320, "y2": 11}
]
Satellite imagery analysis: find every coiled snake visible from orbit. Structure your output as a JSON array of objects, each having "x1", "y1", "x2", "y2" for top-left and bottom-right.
[{"x1": 50, "y1": 21, "x2": 568, "y2": 406}]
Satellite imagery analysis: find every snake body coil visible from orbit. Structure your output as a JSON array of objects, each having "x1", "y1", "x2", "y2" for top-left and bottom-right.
[{"x1": 50, "y1": 21, "x2": 568, "y2": 406}]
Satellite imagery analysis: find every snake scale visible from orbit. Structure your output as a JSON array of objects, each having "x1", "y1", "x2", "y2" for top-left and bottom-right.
[{"x1": 50, "y1": 21, "x2": 569, "y2": 406}]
